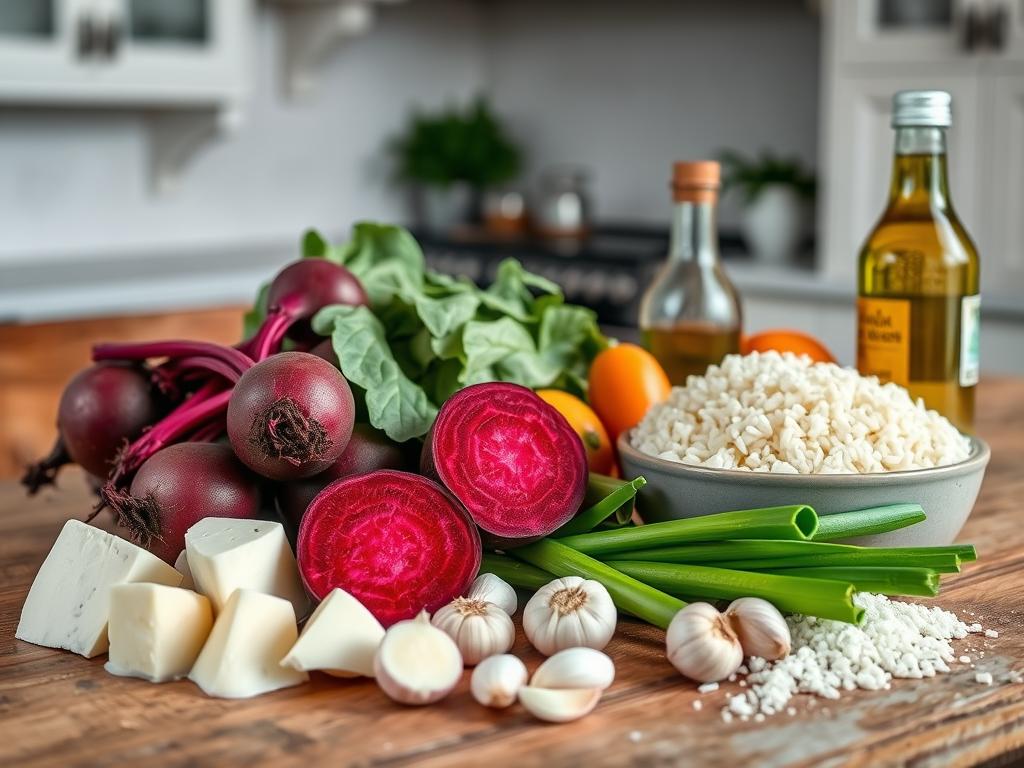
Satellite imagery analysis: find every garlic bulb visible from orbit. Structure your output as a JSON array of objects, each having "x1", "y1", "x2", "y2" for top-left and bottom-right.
[
  {"x1": 374, "y1": 611, "x2": 462, "y2": 705},
  {"x1": 666, "y1": 602, "x2": 743, "y2": 683},
  {"x1": 518, "y1": 686, "x2": 602, "y2": 723},
  {"x1": 725, "y1": 597, "x2": 791, "y2": 661},
  {"x1": 470, "y1": 654, "x2": 528, "y2": 708},
  {"x1": 531, "y1": 647, "x2": 615, "y2": 690},
  {"x1": 467, "y1": 573, "x2": 518, "y2": 616},
  {"x1": 523, "y1": 576, "x2": 617, "y2": 656},
  {"x1": 431, "y1": 597, "x2": 515, "y2": 665}
]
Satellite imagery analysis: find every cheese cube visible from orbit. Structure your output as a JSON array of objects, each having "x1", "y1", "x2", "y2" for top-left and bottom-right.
[
  {"x1": 188, "y1": 589, "x2": 308, "y2": 698},
  {"x1": 16, "y1": 520, "x2": 182, "y2": 658},
  {"x1": 105, "y1": 584, "x2": 212, "y2": 682},
  {"x1": 174, "y1": 550, "x2": 195, "y2": 591},
  {"x1": 281, "y1": 588, "x2": 384, "y2": 678},
  {"x1": 184, "y1": 518, "x2": 309, "y2": 618}
]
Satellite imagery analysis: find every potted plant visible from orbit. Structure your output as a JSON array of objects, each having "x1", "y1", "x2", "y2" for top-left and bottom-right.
[
  {"x1": 391, "y1": 98, "x2": 522, "y2": 234},
  {"x1": 719, "y1": 150, "x2": 816, "y2": 264}
]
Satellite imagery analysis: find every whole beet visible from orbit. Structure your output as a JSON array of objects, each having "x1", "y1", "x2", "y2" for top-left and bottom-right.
[{"x1": 267, "y1": 259, "x2": 368, "y2": 346}]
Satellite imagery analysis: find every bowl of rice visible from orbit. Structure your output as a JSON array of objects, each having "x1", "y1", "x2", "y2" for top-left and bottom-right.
[{"x1": 620, "y1": 351, "x2": 990, "y2": 547}]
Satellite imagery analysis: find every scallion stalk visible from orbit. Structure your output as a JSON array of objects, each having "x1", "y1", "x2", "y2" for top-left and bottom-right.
[
  {"x1": 479, "y1": 553, "x2": 552, "y2": 591},
  {"x1": 513, "y1": 539, "x2": 685, "y2": 630},
  {"x1": 711, "y1": 551, "x2": 961, "y2": 573},
  {"x1": 606, "y1": 560, "x2": 863, "y2": 624},
  {"x1": 553, "y1": 474, "x2": 646, "y2": 537},
  {"x1": 812, "y1": 503, "x2": 925, "y2": 541},
  {"x1": 556, "y1": 505, "x2": 818, "y2": 557},
  {"x1": 752, "y1": 566, "x2": 941, "y2": 596}
]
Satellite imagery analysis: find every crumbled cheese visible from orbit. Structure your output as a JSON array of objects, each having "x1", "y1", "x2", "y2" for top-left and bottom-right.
[
  {"x1": 697, "y1": 682, "x2": 719, "y2": 694},
  {"x1": 985, "y1": 629, "x2": 999, "y2": 638},
  {"x1": 723, "y1": 594, "x2": 982, "y2": 721},
  {"x1": 692, "y1": 700, "x2": 703, "y2": 711},
  {"x1": 975, "y1": 672, "x2": 993, "y2": 685}
]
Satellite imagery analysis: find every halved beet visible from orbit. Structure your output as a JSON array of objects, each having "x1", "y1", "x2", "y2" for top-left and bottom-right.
[
  {"x1": 422, "y1": 382, "x2": 588, "y2": 547},
  {"x1": 297, "y1": 470, "x2": 481, "y2": 627}
]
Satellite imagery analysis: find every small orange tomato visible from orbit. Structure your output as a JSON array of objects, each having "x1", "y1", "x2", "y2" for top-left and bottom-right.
[
  {"x1": 586, "y1": 343, "x2": 671, "y2": 443},
  {"x1": 536, "y1": 389, "x2": 615, "y2": 475},
  {"x1": 741, "y1": 329, "x2": 836, "y2": 364}
]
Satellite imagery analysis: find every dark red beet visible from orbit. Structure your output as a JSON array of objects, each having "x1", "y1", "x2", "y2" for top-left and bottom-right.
[
  {"x1": 297, "y1": 470, "x2": 481, "y2": 627},
  {"x1": 106, "y1": 442, "x2": 261, "y2": 563},
  {"x1": 422, "y1": 382, "x2": 588, "y2": 548},
  {"x1": 227, "y1": 352, "x2": 355, "y2": 480},
  {"x1": 22, "y1": 363, "x2": 162, "y2": 493},
  {"x1": 278, "y1": 423, "x2": 410, "y2": 528},
  {"x1": 268, "y1": 259, "x2": 368, "y2": 347}
]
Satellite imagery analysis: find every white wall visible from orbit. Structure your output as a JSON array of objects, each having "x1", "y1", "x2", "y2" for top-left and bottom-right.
[
  {"x1": 481, "y1": 0, "x2": 820, "y2": 227},
  {"x1": 0, "y1": 0, "x2": 486, "y2": 266}
]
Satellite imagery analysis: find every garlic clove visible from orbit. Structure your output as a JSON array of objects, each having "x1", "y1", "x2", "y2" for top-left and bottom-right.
[
  {"x1": 531, "y1": 647, "x2": 615, "y2": 691},
  {"x1": 725, "y1": 597, "x2": 791, "y2": 661},
  {"x1": 467, "y1": 573, "x2": 518, "y2": 616},
  {"x1": 518, "y1": 686, "x2": 602, "y2": 723},
  {"x1": 431, "y1": 597, "x2": 515, "y2": 666},
  {"x1": 523, "y1": 576, "x2": 617, "y2": 656},
  {"x1": 470, "y1": 654, "x2": 528, "y2": 708},
  {"x1": 374, "y1": 610, "x2": 463, "y2": 705},
  {"x1": 666, "y1": 602, "x2": 744, "y2": 684}
]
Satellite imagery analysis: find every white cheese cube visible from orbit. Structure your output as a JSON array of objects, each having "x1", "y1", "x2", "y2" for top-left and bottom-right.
[
  {"x1": 185, "y1": 518, "x2": 309, "y2": 619},
  {"x1": 188, "y1": 589, "x2": 308, "y2": 698},
  {"x1": 174, "y1": 550, "x2": 195, "y2": 591},
  {"x1": 16, "y1": 520, "x2": 182, "y2": 658},
  {"x1": 105, "y1": 584, "x2": 212, "y2": 682},
  {"x1": 281, "y1": 588, "x2": 384, "y2": 678}
]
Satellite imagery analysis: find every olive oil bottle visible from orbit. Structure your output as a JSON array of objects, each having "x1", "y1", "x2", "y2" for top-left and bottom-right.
[
  {"x1": 640, "y1": 162, "x2": 742, "y2": 383},
  {"x1": 858, "y1": 91, "x2": 980, "y2": 431}
]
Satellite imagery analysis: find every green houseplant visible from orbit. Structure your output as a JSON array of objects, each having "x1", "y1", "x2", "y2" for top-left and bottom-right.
[
  {"x1": 719, "y1": 150, "x2": 816, "y2": 264},
  {"x1": 391, "y1": 98, "x2": 522, "y2": 233}
]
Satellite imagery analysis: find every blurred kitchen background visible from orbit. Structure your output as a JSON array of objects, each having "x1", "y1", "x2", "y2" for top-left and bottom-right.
[{"x1": 1, "y1": 0, "x2": 1023, "y2": 476}]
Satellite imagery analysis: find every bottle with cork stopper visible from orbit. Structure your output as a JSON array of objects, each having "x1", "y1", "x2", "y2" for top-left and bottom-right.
[{"x1": 639, "y1": 161, "x2": 742, "y2": 383}]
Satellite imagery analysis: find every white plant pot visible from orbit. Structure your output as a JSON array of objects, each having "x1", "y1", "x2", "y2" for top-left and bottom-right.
[
  {"x1": 418, "y1": 182, "x2": 473, "y2": 235},
  {"x1": 740, "y1": 184, "x2": 806, "y2": 265}
]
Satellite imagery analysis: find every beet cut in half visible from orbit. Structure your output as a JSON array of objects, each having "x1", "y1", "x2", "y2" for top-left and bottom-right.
[
  {"x1": 296, "y1": 470, "x2": 481, "y2": 627},
  {"x1": 422, "y1": 382, "x2": 588, "y2": 548}
]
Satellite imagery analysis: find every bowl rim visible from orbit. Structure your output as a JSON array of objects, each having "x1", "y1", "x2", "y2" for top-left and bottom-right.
[{"x1": 617, "y1": 432, "x2": 991, "y2": 486}]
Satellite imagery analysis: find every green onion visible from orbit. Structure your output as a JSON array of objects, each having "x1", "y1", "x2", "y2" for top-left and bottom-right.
[
  {"x1": 554, "y1": 474, "x2": 646, "y2": 537},
  {"x1": 513, "y1": 539, "x2": 685, "y2": 630},
  {"x1": 606, "y1": 560, "x2": 863, "y2": 624},
  {"x1": 479, "y1": 553, "x2": 552, "y2": 591},
  {"x1": 812, "y1": 503, "x2": 925, "y2": 541},
  {"x1": 752, "y1": 566, "x2": 940, "y2": 597},
  {"x1": 556, "y1": 505, "x2": 818, "y2": 557},
  {"x1": 712, "y1": 551, "x2": 961, "y2": 573}
]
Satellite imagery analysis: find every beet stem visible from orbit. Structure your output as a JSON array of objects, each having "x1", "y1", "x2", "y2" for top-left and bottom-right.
[
  {"x1": 240, "y1": 310, "x2": 293, "y2": 361},
  {"x1": 249, "y1": 396, "x2": 332, "y2": 466},
  {"x1": 21, "y1": 437, "x2": 71, "y2": 495},
  {"x1": 93, "y1": 340, "x2": 253, "y2": 375}
]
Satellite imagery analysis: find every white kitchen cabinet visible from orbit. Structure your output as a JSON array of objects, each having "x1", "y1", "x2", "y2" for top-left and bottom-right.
[{"x1": 819, "y1": 0, "x2": 1024, "y2": 303}]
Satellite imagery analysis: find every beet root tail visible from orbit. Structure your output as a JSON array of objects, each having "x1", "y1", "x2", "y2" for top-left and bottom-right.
[
  {"x1": 21, "y1": 438, "x2": 71, "y2": 496},
  {"x1": 99, "y1": 482, "x2": 163, "y2": 548},
  {"x1": 249, "y1": 397, "x2": 332, "y2": 466}
]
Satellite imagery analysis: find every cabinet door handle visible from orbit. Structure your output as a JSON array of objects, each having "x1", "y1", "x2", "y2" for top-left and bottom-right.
[
  {"x1": 77, "y1": 14, "x2": 95, "y2": 58},
  {"x1": 97, "y1": 17, "x2": 122, "y2": 58},
  {"x1": 986, "y1": 3, "x2": 1007, "y2": 51},
  {"x1": 962, "y1": 5, "x2": 984, "y2": 52}
]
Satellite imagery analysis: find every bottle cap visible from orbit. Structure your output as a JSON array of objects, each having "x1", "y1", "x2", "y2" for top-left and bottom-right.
[
  {"x1": 672, "y1": 161, "x2": 720, "y2": 203},
  {"x1": 892, "y1": 90, "x2": 952, "y2": 128}
]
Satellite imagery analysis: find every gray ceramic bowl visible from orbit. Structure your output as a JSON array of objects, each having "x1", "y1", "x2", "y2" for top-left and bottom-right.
[{"x1": 618, "y1": 434, "x2": 990, "y2": 547}]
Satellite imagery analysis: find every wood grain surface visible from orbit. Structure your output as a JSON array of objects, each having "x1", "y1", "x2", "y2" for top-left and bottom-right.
[{"x1": 1, "y1": 379, "x2": 1022, "y2": 768}]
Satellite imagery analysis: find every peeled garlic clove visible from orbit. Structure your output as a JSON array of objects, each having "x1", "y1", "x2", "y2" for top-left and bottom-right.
[
  {"x1": 518, "y1": 686, "x2": 602, "y2": 723},
  {"x1": 431, "y1": 598, "x2": 515, "y2": 666},
  {"x1": 666, "y1": 602, "x2": 743, "y2": 684},
  {"x1": 531, "y1": 647, "x2": 615, "y2": 691},
  {"x1": 470, "y1": 654, "x2": 528, "y2": 708},
  {"x1": 725, "y1": 597, "x2": 791, "y2": 661},
  {"x1": 374, "y1": 611, "x2": 462, "y2": 705},
  {"x1": 523, "y1": 576, "x2": 617, "y2": 656},
  {"x1": 468, "y1": 573, "x2": 518, "y2": 616}
]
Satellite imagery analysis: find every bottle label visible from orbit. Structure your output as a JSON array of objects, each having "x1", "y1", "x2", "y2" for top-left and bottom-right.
[
  {"x1": 857, "y1": 297, "x2": 910, "y2": 386},
  {"x1": 959, "y1": 294, "x2": 981, "y2": 387}
]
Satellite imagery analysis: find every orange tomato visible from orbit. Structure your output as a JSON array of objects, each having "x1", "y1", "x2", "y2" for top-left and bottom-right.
[
  {"x1": 536, "y1": 389, "x2": 615, "y2": 475},
  {"x1": 586, "y1": 343, "x2": 671, "y2": 443},
  {"x1": 741, "y1": 329, "x2": 836, "y2": 363}
]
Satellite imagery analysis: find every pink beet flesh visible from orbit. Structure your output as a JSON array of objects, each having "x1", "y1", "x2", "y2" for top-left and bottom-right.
[
  {"x1": 423, "y1": 382, "x2": 588, "y2": 546},
  {"x1": 297, "y1": 470, "x2": 481, "y2": 627}
]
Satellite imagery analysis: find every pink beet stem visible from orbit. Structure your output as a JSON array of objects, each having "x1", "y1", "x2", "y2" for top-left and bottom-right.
[
  {"x1": 238, "y1": 310, "x2": 293, "y2": 361},
  {"x1": 93, "y1": 340, "x2": 254, "y2": 375}
]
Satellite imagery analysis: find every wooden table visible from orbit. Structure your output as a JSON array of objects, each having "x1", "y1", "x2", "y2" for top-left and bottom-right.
[{"x1": 1, "y1": 380, "x2": 1022, "y2": 767}]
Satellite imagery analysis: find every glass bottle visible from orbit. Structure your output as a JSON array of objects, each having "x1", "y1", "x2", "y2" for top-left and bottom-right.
[
  {"x1": 857, "y1": 91, "x2": 980, "y2": 432},
  {"x1": 640, "y1": 161, "x2": 742, "y2": 383}
]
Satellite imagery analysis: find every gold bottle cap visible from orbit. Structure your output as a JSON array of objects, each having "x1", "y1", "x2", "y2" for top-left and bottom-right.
[{"x1": 672, "y1": 161, "x2": 720, "y2": 203}]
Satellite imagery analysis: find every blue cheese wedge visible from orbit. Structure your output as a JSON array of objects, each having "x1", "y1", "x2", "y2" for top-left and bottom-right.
[
  {"x1": 188, "y1": 589, "x2": 308, "y2": 698},
  {"x1": 16, "y1": 520, "x2": 183, "y2": 658}
]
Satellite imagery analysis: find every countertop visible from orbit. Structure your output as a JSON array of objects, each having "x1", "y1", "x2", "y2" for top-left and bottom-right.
[{"x1": 1, "y1": 379, "x2": 1022, "y2": 767}]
